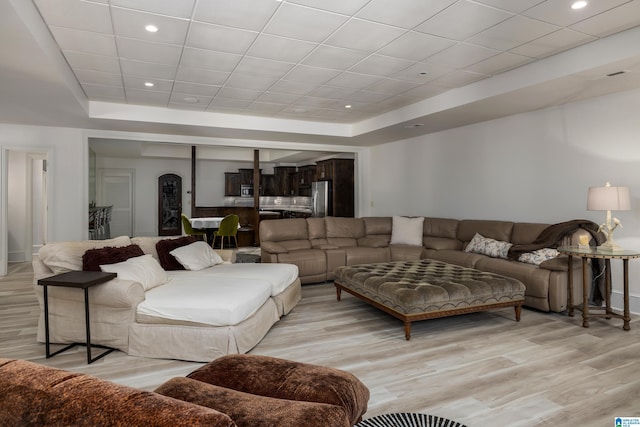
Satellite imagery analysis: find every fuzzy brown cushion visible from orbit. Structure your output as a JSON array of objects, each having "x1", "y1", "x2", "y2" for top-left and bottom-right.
[
  {"x1": 156, "y1": 236, "x2": 197, "y2": 270},
  {"x1": 187, "y1": 354, "x2": 370, "y2": 425},
  {"x1": 0, "y1": 358, "x2": 235, "y2": 427},
  {"x1": 156, "y1": 377, "x2": 351, "y2": 427},
  {"x1": 82, "y1": 244, "x2": 145, "y2": 271}
]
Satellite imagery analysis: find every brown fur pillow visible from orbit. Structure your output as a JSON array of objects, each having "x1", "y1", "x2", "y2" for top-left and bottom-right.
[
  {"x1": 82, "y1": 244, "x2": 144, "y2": 271},
  {"x1": 156, "y1": 236, "x2": 197, "y2": 270}
]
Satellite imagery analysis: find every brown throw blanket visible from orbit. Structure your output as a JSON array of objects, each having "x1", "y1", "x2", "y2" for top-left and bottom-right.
[{"x1": 508, "y1": 219, "x2": 606, "y2": 305}]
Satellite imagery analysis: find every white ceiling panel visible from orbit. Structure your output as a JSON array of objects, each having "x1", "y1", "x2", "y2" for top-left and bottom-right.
[
  {"x1": 208, "y1": 98, "x2": 252, "y2": 109},
  {"x1": 378, "y1": 31, "x2": 456, "y2": 61},
  {"x1": 523, "y1": 0, "x2": 631, "y2": 27},
  {"x1": 123, "y1": 75, "x2": 172, "y2": 92},
  {"x1": 172, "y1": 81, "x2": 220, "y2": 97},
  {"x1": 74, "y1": 68, "x2": 122, "y2": 86},
  {"x1": 570, "y1": 2, "x2": 640, "y2": 37},
  {"x1": 302, "y1": 45, "x2": 370, "y2": 70},
  {"x1": 120, "y1": 59, "x2": 177, "y2": 80},
  {"x1": 193, "y1": 0, "x2": 279, "y2": 32},
  {"x1": 169, "y1": 92, "x2": 212, "y2": 108},
  {"x1": 268, "y1": 80, "x2": 318, "y2": 96},
  {"x1": 349, "y1": 54, "x2": 416, "y2": 77},
  {"x1": 246, "y1": 34, "x2": 318, "y2": 63},
  {"x1": 510, "y1": 28, "x2": 597, "y2": 58},
  {"x1": 416, "y1": 1, "x2": 513, "y2": 40},
  {"x1": 285, "y1": 65, "x2": 342, "y2": 84},
  {"x1": 34, "y1": 0, "x2": 112, "y2": 34},
  {"x1": 116, "y1": 38, "x2": 182, "y2": 65},
  {"x1": 365, "y1": 78, "x2": 420, "y2": 94},
  {"x1": 464, "y1": 51, "x2": 534, "y2": 75},
  {"x1": 186, "y1": 22, "x2": 258, "y2": 54},
  {"x1": 110, "y1": 0, "x2": 196, "y2": 19},
  {"x1": 286, "y1": 0, "x2": 371, "y2": 16},
  {"x1": 244, "y1": 101, "x2": 287, "y2": 114},
  {"x1": 175, "y1": 66, "x2": 230, "y2": 86},
  {"x1": 234, "y1": 57, "x2": 295, "y2": 79},
  {"x1": 125, "y1": 88, "x2": 171, "y2": 105},
  {"x1": 423, "y1": 43, "x2": 500, "y2": 69},
  {"x1": 82, "y1": 83, "x2": 126, "y2": 100},
  {"x1": 49, "y1": 26, "x2": 117, "y2": 56},
  {"x1": 356, "y1": 0, "x2": 457, "y2": 28},
  {"x1": 324, "y1": 18, "x2": 405, "y2": 52},
  {"x1": 472, "y1": 0, "x2": 546, "y2": 14},
  {"x1": 468, "y1": 15, "x2": 560, "y2": 51},
  {"x1": 263, "y1": 3, "x2": 349, "y2": 42},
  {"x1": 327, "y1": 72, "x2": 381, "y2": 90},
  {"x1": 179, "y1": 48, "x2": 242, "y2": 72},
  {"x1": 224, "y1": 73, "x2": 280, "y2": 91},
  {"x1": 110, "y1": 7, "x2": 190, "y2": 45},
  {"x1": 430, "y1": 70, "x2": 488, "y2": 88},
  {"x1": 309, "y1": 86, "x2": 357, "y2": 99},
  {"x1": 63, "y1": 50, "x2": 120, "y2": 74}
]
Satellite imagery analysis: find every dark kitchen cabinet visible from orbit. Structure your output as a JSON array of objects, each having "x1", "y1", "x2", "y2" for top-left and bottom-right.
[
  {"x1": 224, "y1": 172, "x2": 241, "y2": 196},
  {"x1": 296, "y1": 165, "x2": 316, "y2": 197},
  {"x1": 316, "y1": 159, "x2": 354, "y2": 217},
  {"x1": 261, "y1": 174, "x2": 275, "y2": 196},
  {"x1": 274, "y1": 166, "x2": 296, "y2": 196}
]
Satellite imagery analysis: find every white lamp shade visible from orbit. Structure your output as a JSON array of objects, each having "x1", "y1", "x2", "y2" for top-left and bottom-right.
[{"x1": 587, "y1": 185, "x2": 631, "y2": 211}]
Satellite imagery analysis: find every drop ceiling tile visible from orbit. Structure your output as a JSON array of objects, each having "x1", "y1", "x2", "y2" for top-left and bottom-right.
[
  {"x1": 125, "y1": 88, "x2": 171, "y2": 105},
  {"x1": 63, "y1": 51, "x2": 121, "y2": 74},
  {"x1": 464, "y1": 51, "x2": 534, "y2": 74},
  {"x1": 378, "y1": 31, "x2": 456, "y2": 61},
  {"x1": 258, "y1": 92, "x2": 301, "y2": 104},
  {"x1": 399, "y1": 83, "x2": 448, "y2": 99},
  {"x1": 173, "y1": 81, "x2": 221, "y2": 97},
  {"x1": 268, "y1": 80, "x2": 318, "y2": 96},
  {"x1": 356, "y1": 0, "x2": 457, "y2": 29},
  {"x1": 168, "y1": 92, "x2": 212, "y2": 106},
  {"x1": 111, "y1": 7, "x2": 190, "y2": 45},
  {"x1": 208, "y1": 98, "x2": 252, "y2": 109},
  {"x1": 523, "y1": 0, "x2": 630, "y2": 27},
  {"x1": 180, "y1": 48, "x2": 242, "y2": 72},
  {"x1": 74, "y1": 69, "x2": 122, "y2": 86},
  {"x1": 285, "y1": 65, "x2": 342, "y2": 84},
  {"x1": 347, "y1": 90, "x2": 392, "y2": 103},
  {"x1": 286, "y1": 0, "x2": 371, "y2": 15},
  {"x1": 167, "y1": 102, "x2": 207, "y2": 111},
  {"x1": 82, "y1": 83, "x2": 126, "y2": 101},
  {"x1": 49, "y1": 26, "x2": 117, "y2": 56},
  {"x1": 123, "y1": 76, "x2": 173, "y2": 92},
  {"x1": 217, "y1": 87, "x2": 263, "y2": 101},
  {"x1": 327, "y1": 72, "x2": 383, "y2": 89},
  {"x1": 510, "y1": 28, "x2": 597, "y2": 59},
  {"x1": 570, "y1": 1, "x2": 640, "y2": 37},
  {"x1": 224, "y1": 73, "x2": 279, "y2": 91},
  {"x1": 176, "y1": 66, "x2": 230, "y2": 85},
  {"x1": 235, "y1": 57, "x2": 295, "y2": 79},
  {"x1": 116, "y1": 37, "x2": 182, "y2": 65},
  {"x1": 309, "y1": 85, "x2": 357, "y2": 99},
  {"x1": 302, "y1": 45, "x2": 370, "y2": 70},
  {"x1": 34, "y1": 0, "x2": 113, "y2": 34},
  {"x1": 120, "y1": 59, "x2": 177, "y2": 79},
  {"x1": 324, "y1": 19, "x2": 405, "y2": 52},
  {"x1": 364, "y1": 78, "x2": 420, "y2": 95},
  {"x1": 110, "y1": 0, "x2": 196, "y2": 18},
  {"x1": 391, "y1": 62, "x2": 453, "y2": 83},
  {"x1": 293, "y1": 96, "x2": 336, "y2": 108},
  {"x1": 247, "y1": 34, "x2": 318, "y2": 62},
  {"x1": 416, "y1": 1, "x2": 512, "y2": 40},
  {"x1": 467, "y1": 15, "x2": 559, "y2": 51},
  {"x1": 187, "y1": 22, "x2": 258, "y2": 54},
  {"x1": 264, "y1": 3, "x2": 349, "y2": 43},
  {"x1": 430, "y1": 70, "x2": 489, "y2": 87},
  {"x1": 472, "y1": 0, "x2": 546, "y2": 14},
  {"x1": 194, "y1": 0, "x2": 279, "y2": 31},
  {"x1": 423, "y1": 43, "x2": 500, "y2": 69},
  {"x1": 349, "y1": 55, "x2": 416, "y2": 77},
  {"x1": 244, "y1": 102, "x2": 287, "y2": 114}
]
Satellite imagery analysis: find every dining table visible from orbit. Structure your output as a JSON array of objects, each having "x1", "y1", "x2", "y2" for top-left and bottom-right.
[{"x1": 189, "y1": 217, "x2": 225, "y2": 229}]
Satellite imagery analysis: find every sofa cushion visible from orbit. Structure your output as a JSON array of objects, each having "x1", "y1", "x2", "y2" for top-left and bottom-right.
[
  {"x1": 475, "y1": 257, "x2": 551, "y2": 299},
  {"x1": 156, "y1": 236, "x2": 197, "y2": 270},
  {"x1": 326, "y1": 217, "x2": 365, "y2": 239},
  {"x1": 306, "y1": 217, "x2": 326, "y2": 240},
  {"x1": 170, "y1": 241, "x2": 224, "y2": 271},
  {"x1": 345, "y1": 247, "x2": 389, "y2": 265},
  {"x1": 464, "y1": 233, "x2": 512, "y2": 259},
  {"x1": 100, "y1": 254, "x2": 169, "y2": 291},
  {"x1": 131, "y1": 236, "x2": 167, "y2": 261},
  {"x1": 156, "y1": 377, "x2": 351, "y2": 427},
  {"x1": 260, "y1": 218, "x2": 308, "y2": 242},
  {"x1": 511, "y1": 222, "x2": 549, "y2": 245},
  {"x1": 390, "y1": 216, "x2": 424, "y2": 246},
  {"x1": 423, "y1": 236, "x2": 462, "y2": 251},
  {"x1": 363, "y1": 217, "x2": 392, "y2": 235},
  {"x1": 457, "y1": 220, "x2": 514, "y2": 243},
  {"x1": 357, "y1": 236, "x2": 389, "y2": 248},
  {"x1": 82, "y1": 244, "x2": 145, "y2": 271},
  {"x1": 424, "y1": 217, "x2": 459, "y2": 239},
  {"x1": 38, "y1": 235, "x2": 132, "y2": 274}
]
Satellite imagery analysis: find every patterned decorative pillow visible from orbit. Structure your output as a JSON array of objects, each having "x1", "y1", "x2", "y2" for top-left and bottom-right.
[
  {"x1": 464, "y1": 233, "x2": 512, "y2": 259},
  {"x1": 518, "y1": 248, "x2": 560, "y2": 265},
  {"x1": 156, "y1": 236, "x2": 197, "y2": 270},
  {"x1": 82, "y1": 244, "x2": 145, "y2": 271}
]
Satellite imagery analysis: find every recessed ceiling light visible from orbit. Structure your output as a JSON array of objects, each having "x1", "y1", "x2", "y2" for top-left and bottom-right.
[
  {"x1": 571, "y1": 1, "x2": 587, "y2": 9},
  {"x1": 145, "y1": 24, "x2": 158, "y2": 33},
  {"x1": 294, "y1": 108, "x2": 307, "y2": 113},
  {"x1": 183, "y1": 97, "x2": 199, "y2": 103},
  {"x1": 344, "y1": 104, "x2": 352, "y2": 109},
  {"x1": 144, "y1": 82, "x2": 154, "y2": 87},
  {"x1": 404, "y1": 123, "x2": 424, "y2": 129},
  {"x1": 419, "y1": 72, "x2": 429, "y2": 76}
]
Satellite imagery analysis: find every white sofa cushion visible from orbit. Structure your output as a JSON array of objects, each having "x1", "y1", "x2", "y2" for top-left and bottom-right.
[
  {"x1": 169, "y1": 241, "x2": 224, "y2": 271},
  {"x1": 100, "y1": 254, "x2": 169, "y2": 291},
  {"x1": 38, "y1": 235, "x2": 132, "y2": 274}
]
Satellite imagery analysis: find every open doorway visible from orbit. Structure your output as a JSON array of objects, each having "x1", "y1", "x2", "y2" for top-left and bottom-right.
[{"x1": 1, "y1": 148, "x2": 48, "y2": 276}]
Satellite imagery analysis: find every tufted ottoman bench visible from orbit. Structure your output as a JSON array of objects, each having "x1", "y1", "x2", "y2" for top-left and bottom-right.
[{"x1": 334, "y1": 259, "x2": 526, "y2": 340}]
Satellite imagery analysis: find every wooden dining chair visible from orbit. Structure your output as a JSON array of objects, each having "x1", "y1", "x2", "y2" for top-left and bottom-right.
[
  {"x1": 212, "y1": 214, "x2": 239, "y2": 249},
  {"x1": 181, "y1": 213, "x2": 208, "y2": 244}
]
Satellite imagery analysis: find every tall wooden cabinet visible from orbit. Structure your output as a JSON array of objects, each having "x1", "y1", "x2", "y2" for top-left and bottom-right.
[{"x1": 316, "y1": 159, "x2": 354, "y2": 217}]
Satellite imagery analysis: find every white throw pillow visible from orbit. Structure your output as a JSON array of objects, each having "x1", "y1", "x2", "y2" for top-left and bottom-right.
[
  {"x1": 464, "y1": 233, "x2": 512, "y2": 259},
  {"x1": 169, "y1": 241, "x2": 224, "y2": 271},
  {"x1": 38, "y1": 235, "x2": 132, "y2": 274},
  {"x1": 100, "y1": 254, "x2": 168, "y2": 291},
  {"x1": 390, "y1": 216, "x2": 424, "y2": 246},
  {"x1": 518, "y1": 248, "x2": 559, "y2": 265}
]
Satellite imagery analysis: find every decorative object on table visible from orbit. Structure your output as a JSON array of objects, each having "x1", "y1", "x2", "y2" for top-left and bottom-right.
[
  {"x1": 212, "y1": 214, "x2": 239, "y2": 249},
  {"x1": 356, "y1": 412, "x2": 466, "y2": 427},
  {"x1": 181, "y1": 213, "x2": 208, "y2": 244},
  {"x1": 587, "y1": 181, "x2": 630, "y2": 251}
]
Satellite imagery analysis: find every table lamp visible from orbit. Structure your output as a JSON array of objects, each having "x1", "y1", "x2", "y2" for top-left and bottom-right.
[{"x1": 587, "y1": 181, "x2": 630, "y2": 251}]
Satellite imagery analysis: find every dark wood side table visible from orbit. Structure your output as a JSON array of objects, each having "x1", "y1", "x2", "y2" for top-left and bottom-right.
[
  {"x1": 558, "y1": 246, "x2": 640, "y2": 331},
  {"x1": 38, "y1": 271, "x2": 117, "y2": 363}
]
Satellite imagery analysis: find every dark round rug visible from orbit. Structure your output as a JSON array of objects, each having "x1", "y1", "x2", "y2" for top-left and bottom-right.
[{"x1": 355, "y1": 412, "x2": 467, "y2": 427}]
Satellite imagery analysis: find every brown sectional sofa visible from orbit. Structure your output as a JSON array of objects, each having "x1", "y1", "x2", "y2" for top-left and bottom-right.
[{"x1": 260, "y1": 217, "x2": 589, "y2": 312}]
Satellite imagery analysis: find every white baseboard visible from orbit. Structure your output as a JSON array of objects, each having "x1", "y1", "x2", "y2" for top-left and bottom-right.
[
  {"x1": 610, "y1": 291, "x2": 640, "y2": 315},
  {"x1": 8, "y1": 251, "x2": 26, "y2": 263}
]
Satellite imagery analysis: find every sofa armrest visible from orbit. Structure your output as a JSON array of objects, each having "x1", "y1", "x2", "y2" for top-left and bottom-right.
[
  {"x1": 260, "y1": 241, "x2": 288, "y2": 254},
  {"x1": 33, "y1": 277, "x2": 145, "y2": 309},
  {"x1": 539, "y1": 255, "x2": 581, "y2": 272}
]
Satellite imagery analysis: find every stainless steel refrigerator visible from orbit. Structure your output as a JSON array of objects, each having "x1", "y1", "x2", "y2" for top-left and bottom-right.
[{"x1": 311, "y1": 180, "x2": 332, "y2": 217}]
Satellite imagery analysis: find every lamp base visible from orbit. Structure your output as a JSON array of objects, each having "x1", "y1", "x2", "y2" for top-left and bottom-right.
[{"x1": 596, "y1": 241, "x2": 624, "y2": 252}]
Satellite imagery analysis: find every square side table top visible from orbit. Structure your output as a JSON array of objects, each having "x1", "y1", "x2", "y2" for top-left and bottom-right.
[{"x1": 38, "y1": 271, "x2": 117, "y2": 288}]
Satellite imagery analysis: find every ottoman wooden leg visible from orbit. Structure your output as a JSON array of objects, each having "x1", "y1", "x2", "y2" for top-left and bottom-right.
[
  {"x1": 515, "y1": 304, "x2": 521, "y2": 322},
  {"x1": 404, "y1": 321, "x2": 411, "y2": 340}
]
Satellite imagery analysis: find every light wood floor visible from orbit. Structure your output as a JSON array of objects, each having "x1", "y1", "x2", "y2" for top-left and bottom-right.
[{"x1": 2, "y1": 262, "x2": 639, "y2": 426}]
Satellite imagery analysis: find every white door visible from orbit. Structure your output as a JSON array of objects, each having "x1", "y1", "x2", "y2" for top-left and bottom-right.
[{"x1": 97, "y1": 169, "x2": 134, "y2": 237}]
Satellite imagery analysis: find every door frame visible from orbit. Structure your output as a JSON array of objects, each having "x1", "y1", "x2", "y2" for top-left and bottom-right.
[{"x1": 96, "y1": 168, "x2": 135, "y2": 238}]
